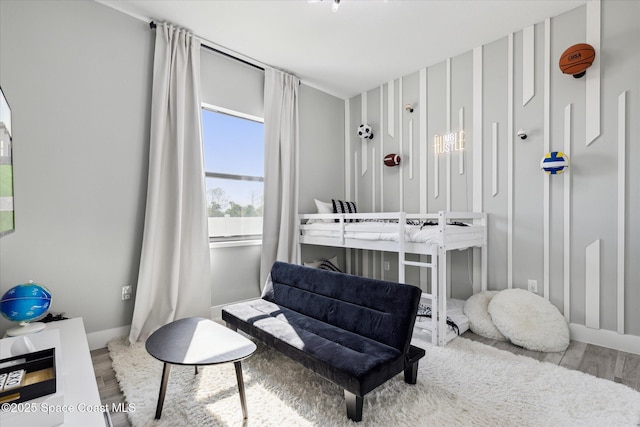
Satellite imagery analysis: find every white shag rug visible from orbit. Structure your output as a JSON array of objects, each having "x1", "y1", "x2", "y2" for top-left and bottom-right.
[
  {"x1": 463, "y1": 291, "x2": 507, "y2": 341},
  {"x1": 108, "y1": 336, "x2": 640, "y2": 427},
  {"x1": 488, "y1": 288, "x2": 570, "y2": 352}
]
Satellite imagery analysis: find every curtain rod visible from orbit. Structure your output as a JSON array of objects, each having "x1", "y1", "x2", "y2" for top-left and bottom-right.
[{"x1": 150, "y1": 21, "x2": 265, "y2": 72}]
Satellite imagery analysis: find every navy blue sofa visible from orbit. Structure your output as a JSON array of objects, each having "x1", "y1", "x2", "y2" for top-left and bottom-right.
[{"x1": 221, "y1": 261, "x2": 425, "y2": 422}]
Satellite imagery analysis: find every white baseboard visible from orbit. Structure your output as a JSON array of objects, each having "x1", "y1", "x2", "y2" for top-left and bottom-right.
[
  {"x1": 86, "y1": 325, "x2": 130, "y2": 351},
  {"x1": 86, "y1": 302, "x2": 261, "y2": 351},
  {"x1": 570, "y1": 323, "x2": 640, "y2": 355}
]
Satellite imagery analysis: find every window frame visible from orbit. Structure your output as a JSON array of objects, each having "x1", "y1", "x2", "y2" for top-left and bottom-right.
[{"x1": 201, "y1": 103, "x2": 264, "y2": 243}]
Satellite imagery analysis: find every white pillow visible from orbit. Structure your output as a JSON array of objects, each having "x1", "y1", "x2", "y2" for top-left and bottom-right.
[
  {"x1": 314, "y1": 198, "x2": 333, "y2": 215},
  {"x1": 488, "y1": 288, "x2": 570, "y2": 352},
  {"x1": 309, "y1": 199, "x2": 333, "y2": 223},
  {"x1": 463, "y1": 291, "x2": 507, "y2": 341}
]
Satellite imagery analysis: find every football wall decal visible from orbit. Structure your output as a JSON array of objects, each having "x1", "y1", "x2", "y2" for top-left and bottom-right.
[
  {"x1": 357, "y1": 124, "x2": 374, "y2": 140},
  {"x1": 384, "y1": 153, "x2": 401, "y2": 167},
  {"x1": 559, "y1": 43, "x2": 595, "y2": 78}
]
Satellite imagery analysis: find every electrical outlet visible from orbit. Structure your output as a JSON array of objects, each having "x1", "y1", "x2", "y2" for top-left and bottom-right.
[
  {"x1": 384, "y1": 261, "x2": 390, "y2": 271},
  {"x1": 122, "y1": 285, "x2": 132, "y2": 301},
  {"x1": 527, "y1": 279, "x2": 538, "y2": 293}
]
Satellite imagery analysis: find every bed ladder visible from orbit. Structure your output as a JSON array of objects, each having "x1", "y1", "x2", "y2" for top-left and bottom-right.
[{"x1": 397, "y1": 213, "x2": 447, "y2": 346}]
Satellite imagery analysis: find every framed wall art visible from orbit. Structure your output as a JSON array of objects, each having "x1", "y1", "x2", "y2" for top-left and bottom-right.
[{"x1": 0, "y1": 86, "x2": 14, "y2": 237}]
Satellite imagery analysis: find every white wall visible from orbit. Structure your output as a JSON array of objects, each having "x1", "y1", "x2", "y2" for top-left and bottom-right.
[
  {"x1": 347, "y1": 0, "x2": 640, "y2": 341},
  {"x1": 298, "y1": 84, "x2": 346, "y2": 268}
]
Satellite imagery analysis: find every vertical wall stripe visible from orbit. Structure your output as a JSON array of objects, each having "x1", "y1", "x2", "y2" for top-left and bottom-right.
[
  {"x1": 446, "y1": 58, "x2": 452, "y2": 211},
  {"x1": 354, "y1": 152, "x2": 360, "y2": 275},
  {"x1": 354, "y1": 152, "x2": 359, "y2": 205},
  {"x1": 563, "y1": 104, "x2": 572, "y2": 322},
  {"x1": 434, "y1": 135, "x2": 439, "y2": 199},
  {"x1": 372, "y1": 146, "x2": 376, "y2": 211},
  {"x1": 523, "y1": 25, "x2": 535, "y2": 106},
  {"x1": 492, "y1": 122, "x2": 498, "y2": 196},
  {"x1": 543, "y1": 18, "x2": 551, "y2": 299},
  {"x1": 371, "y1": 117, "x2": 377, "y2": 278},
  {"x1": 409, "y1": 119, "x2": 414, "y2": 180},
  {"x1": 419, "y1": 68, "x2": 428, "y2": 289},
  {"x1": 473, "y1": 46, "x2": 483, "y2": 213},
  {"x1": 458, "y1": 107, "x2": 464, "y2": 174},
  {"x1": 507, "y1": 33, "x2": 514, "y2": 289},
  {"x1": 446, "y1": 58, "x2": 451, "y2": 131},
  {"x1": 379, "y1": 86, "x2": 384, "y2": 281},
  {"x1": 472, "y1": 46, "x2": 483, "y2": 290},
  {"x1": 617, "y1": 91, "x2": 626, "y2": 334},
  {"x1": 380, "y1": 85, "x2": 384, "y2": 212},
  {"x1": 420, "y1": 68, "x2": 428, "y2": 214},
  {"x1": 363, "y1": 250, "x2": 369, "y2": 278},
  {"x1": 344, "y1": 99, "x2": 351, "y2": 200},
  {"x1": 586, "y1": 0, "x2": 601, "y2": 146},
  {"x1": 388, "y1": 80, "x2": 395, "y2": 138},
  {"x1": 361, "y1": 92, "x2": 368, "y2": 176},
  {"x1": 585, "y1": 239, "x2": 601, "y2": 330},
  {"x1": 399, "y1": 77, "x2": 404, "y2": 211}
]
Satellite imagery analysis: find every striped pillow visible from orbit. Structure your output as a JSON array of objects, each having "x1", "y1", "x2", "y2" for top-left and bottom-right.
[
  {"x1": 317, "y1": 258, "x2": 343, "y2": 273},
  {"x1": 331, "y1": 199, "x2": 358, "y2": 222}
]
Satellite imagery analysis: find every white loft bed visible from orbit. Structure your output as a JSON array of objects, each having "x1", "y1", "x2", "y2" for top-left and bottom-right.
[{"x1": 297, "y1": 211, "x2": 488, "y2": 346}]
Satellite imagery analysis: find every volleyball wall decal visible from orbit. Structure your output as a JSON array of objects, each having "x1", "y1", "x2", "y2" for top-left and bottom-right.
[
  {"x1": 559, "y1": 43, "x2": 595, "y2": 78},
  {"x1": 541, "y1": 151, "x2": 569, "y2": 174}
]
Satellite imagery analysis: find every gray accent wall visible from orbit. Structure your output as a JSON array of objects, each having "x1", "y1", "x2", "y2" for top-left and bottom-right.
[
  {"x1": 0, "y1": 0, "x2": 153, "y2": 334},
  {"x1": 0, "y1": 0, "x2": 345, "y2": 334},
  {"x1": 347, "y1": 0, "x2": 640, "y2": 339}
]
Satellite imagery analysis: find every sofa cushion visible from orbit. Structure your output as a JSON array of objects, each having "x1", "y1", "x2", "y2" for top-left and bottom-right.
[
  {"x1": 267, "y1": 262, "x2": 421, "y2": 354},
  {"x1": 223, "y1": 298, "x2": 405, "y2": 396}
]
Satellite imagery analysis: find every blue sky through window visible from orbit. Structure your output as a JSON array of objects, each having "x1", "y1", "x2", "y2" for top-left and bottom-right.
[
  {"x1": 202, "y1": 108, "x2": 264, "y2": 210},
  {"x1": 202, "y1": 109, "x2": 263, "y2": 176}
]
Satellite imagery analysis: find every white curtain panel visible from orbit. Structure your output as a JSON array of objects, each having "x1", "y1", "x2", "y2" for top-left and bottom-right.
[
  {"x1": 129, "y1": 23, "x2": 211, "y2": 343},
  {"x1": 260, "y1": 69, "x2": 300, "y2": 286}
]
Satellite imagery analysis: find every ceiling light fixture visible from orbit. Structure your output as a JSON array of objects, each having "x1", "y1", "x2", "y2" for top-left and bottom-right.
[{"x1": 309, "y1": 0, "x2": 341, "y2": 12}]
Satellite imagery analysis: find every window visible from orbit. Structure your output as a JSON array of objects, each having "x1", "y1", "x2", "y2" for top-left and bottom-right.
[{"x1": 202, "y1": 104, "x2": 264, "y2": 240}]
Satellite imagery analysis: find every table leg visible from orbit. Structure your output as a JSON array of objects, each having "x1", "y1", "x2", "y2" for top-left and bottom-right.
[
  {"x1": 155, "y1": 362, "x2": 172, "y2": 419},
  {"x1": 234, "y1": 361, "x2": 248, "y2": 419}
]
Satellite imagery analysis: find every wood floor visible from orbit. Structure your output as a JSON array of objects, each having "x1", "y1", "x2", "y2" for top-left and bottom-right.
[{"x1": 91, "y1": 333, "x2": 640, "y2": 427}]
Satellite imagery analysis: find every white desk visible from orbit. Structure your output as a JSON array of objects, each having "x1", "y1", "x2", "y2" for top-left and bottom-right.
[{"x1": 0, "y1": 318, "x2": 106, "y2": 426}]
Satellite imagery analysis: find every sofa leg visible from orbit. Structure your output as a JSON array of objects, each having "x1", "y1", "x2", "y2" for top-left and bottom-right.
[
  {"x1": 404, "y1": 361, "x2": 419, "y2": 384},
  {"x1": 344, "y1": 390, "x2": 363, "y2": 422}
]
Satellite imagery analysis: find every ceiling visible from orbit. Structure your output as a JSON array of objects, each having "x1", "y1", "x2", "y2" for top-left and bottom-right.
[{"x1": 99, "y1": 0, "x2": 587, "y2": 99}]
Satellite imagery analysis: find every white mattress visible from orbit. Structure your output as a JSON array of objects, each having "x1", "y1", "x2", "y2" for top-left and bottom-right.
[{"x1": 301, "y1": 221, "x2": 483, "y2": 245}]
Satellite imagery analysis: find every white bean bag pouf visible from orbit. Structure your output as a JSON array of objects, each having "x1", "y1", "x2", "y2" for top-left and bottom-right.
[
  {"x1": 463, "y1": 291, "x2": 507, "y2": 341},
  {"x1": 488, "y1": 288, "x2": 570, "y2": 352}
]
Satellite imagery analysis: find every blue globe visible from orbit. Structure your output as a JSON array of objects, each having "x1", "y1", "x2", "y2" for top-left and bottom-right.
[{"x1": 0, "y1": 282, "x2": 52, "y2": 323}]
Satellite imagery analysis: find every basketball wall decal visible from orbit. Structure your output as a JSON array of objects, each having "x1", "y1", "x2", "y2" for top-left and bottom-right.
[
  {"x1": 384, "y1": 153, "x2": 401, "y2": 167},
  {"x1": 559, "y1": 43, "x2": 595, "y2": 78}
]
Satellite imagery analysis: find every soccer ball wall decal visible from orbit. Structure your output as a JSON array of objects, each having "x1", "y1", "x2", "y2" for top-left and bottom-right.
[{"x1": 357, "y1": 124, "x2": 374, "y2": 140}]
